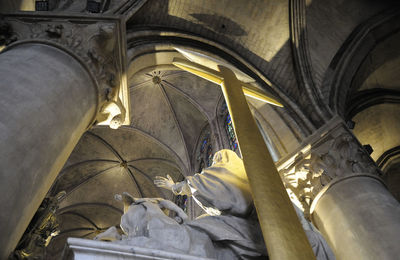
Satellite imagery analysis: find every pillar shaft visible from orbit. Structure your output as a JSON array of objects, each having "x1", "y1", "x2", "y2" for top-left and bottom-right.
[
  {"x1": 0, "y1": 43, "x2": 98, "y2": 258},
  {"x1": 219, "y1": 66, "x2": 315, "y2": 260},
  {"x1": 312, "y1": 175, "x2": 400, "y2": 259}
]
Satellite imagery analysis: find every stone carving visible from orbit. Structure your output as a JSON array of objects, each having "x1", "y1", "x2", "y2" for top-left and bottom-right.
[
  {"x1": 96, "y1": 94, "x2": 126, "y2": 129},
  {"x1": 280, "y1": 126, "x2": 381, "y2": 216},
  {"x1": 12, "y1": 191, "x2": 66, "y2": 259},
  {"x1": 95, "y1": 194, "x2": 216, "y2": 259},
  {"x1": 1, "y1": 14, "x2": 128, "y2": 128},
  {"x1": 45, "y1": 24, "x2": 63, "y2": 38},
  {"x1": 281, "y1": 152, "x2": 320, "y2": 218},
  {"x1": 25, "y1": 19, "x2": 119, "y2": 93},
  {"x1": 96, "y1": 150, "x2": 335, "y2": 260},
  {"x1": 309, "y1": 133, "x2": 380, "y2": 178}
]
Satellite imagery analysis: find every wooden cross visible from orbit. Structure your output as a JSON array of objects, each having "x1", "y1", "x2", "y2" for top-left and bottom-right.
[{"x1": 173, "y1": 51, "x2": 316, "y2": 260}]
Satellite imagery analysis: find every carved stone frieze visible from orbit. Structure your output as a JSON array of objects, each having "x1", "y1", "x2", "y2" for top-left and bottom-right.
[
  {"x1": 279, "y1": 119, "x2": 381, "y2": 217},
  {"x1": 0, "y1": 13, "x2": 129, "y2": 127}
]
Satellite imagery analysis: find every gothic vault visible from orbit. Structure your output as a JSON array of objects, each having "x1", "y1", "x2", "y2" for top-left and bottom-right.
[{"x1": 0, "y1": 0, "x2": 400, "y2": 259}]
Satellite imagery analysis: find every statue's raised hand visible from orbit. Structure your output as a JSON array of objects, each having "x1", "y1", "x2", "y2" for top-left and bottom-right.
[{"x1": 154, "y1": 175, "x2": 175, "y2": 190}]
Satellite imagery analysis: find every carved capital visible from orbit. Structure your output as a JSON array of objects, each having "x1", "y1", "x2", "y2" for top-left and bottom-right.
[
  {"x1": 279, "y1": 118, "x2": 381, "y2": 217},
  {"x1": 0, "y1": 13, "x2": 129, "y2": 128}
]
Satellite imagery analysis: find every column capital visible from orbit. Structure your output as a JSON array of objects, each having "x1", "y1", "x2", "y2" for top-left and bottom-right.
[
  {"x1": 0, "y1": 12, "x2": 129, "y2": 128},
  {"x1": 278, "y1": 117, "x2": 382, "y2": 217}
]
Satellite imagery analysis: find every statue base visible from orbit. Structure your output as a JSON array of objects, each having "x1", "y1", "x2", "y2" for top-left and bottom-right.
[{"x1": 63, "y1": 238, "x2": 214, "y2": 260}]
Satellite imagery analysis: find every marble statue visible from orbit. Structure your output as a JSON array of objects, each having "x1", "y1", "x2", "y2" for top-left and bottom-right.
[
  {"x1": 94, "y1": 195, "x2": 216, "y2": 258},
  {"x1": 96, "y1": 150, "x2": 335, "y2": 259},
  {"x1": 96, "y1": 70, "x2": 125, "y2": 129},
  {"x1": 96, "y1": 94, "x2": 126, "y2": 129}
]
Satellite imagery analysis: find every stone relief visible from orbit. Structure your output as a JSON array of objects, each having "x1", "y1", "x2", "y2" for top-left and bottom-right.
[
  {"x1": 24, "y1": 19, "x2": 119, "y2": 92},
  {"x1": 280, "y1": 126, "x2": 381, "y2": 217}
]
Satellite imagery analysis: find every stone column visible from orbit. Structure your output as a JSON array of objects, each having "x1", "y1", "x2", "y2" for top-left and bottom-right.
[
  {"x1": 0, "y1": 42, "x2": 98, "y2": 258},
  {"x1": 312, "y1": 175, "x2": 400, "y2": 259},
  {"x1": 0, "y1": 12, "x2": 128, "y2": 258},
  {"x1": 279, "y1": 118, "x2": 400, "y2": 259}
]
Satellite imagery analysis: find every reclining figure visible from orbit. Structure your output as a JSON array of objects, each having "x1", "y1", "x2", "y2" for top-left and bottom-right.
[{"x1": 94, "y1": 195, "x2": 217, "y2": 258}]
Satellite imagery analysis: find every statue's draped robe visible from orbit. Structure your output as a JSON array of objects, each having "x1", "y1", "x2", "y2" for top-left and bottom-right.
[
  {"x1": 185, "y1": 150, "x2": 335, "y2": 260},
  {"x1": 185, "y1": 150, "x2": 267, "y2": 259}
]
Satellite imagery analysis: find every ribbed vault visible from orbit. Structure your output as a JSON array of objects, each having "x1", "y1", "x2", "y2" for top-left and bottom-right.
[
  {"x1": 349, "y1": 31, "x2": 400, "y2": 162},
  {"x1": 45, "y1": 64, "x2": 223, "y2": 256},
  {"x1": 347, "y1": 29, "x2": 400, "y2": 201},
  {"x1": 1, "y1": 1, "x2": 400, "y2": 259}
]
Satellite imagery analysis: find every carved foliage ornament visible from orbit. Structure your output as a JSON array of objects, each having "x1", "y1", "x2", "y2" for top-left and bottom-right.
[{"x1": 280, "y1": 126, "x2": 381, "y2": 216}]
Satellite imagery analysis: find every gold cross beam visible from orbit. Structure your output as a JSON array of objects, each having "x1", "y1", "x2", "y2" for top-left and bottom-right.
[
  {"x1": 173, "y1": 58, "x2": 283, "y2": 107},
  {"x1": 173, "y1": 56, "x2": 316, "y2": 260}
]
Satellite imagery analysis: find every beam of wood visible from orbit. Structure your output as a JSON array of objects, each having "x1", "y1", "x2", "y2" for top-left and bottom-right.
[
  {"x1": 173, "y1": 58, "x2": 283, "y2": 107},
  {"x1": 173, "y1": 59, "x2": 316, "y2": 260}
]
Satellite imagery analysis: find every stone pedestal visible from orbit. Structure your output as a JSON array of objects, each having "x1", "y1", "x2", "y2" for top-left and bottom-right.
[
  {"x1": 278, "y1": 117, "x2": 400, "y2": 259},
  {"x1": 63, "y1": 238, "x2": 214, "y2": 260}
]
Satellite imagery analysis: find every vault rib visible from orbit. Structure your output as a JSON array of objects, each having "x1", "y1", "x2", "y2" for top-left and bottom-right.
[
  {"x1": 155, "y1": 83, "x2": 190, "y2": 169},
  {"x1": 162, "y1": 79, "x2": 211, "y2": 122}
]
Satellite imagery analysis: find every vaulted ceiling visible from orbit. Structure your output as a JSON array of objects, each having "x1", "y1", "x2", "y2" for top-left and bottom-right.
[
  {"x1": 348, "y1": 30, "x2": 400, "y2": 201},
  {"x1": 3, "y1": 0, "x2": 399, "y2": 258},
  {"x1": 45, "y1": 66, "x2": 224, "y2": 256}
]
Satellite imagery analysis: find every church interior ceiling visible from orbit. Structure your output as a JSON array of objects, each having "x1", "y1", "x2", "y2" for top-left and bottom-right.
[
  {"x1": 348, "y1": 30, "x2": 400, "y2": 201},
  {"x1": 45, "y1": 68, "x2": 221, "y2": 256},
  {"x1": 44, "y1": 58, "x2": 300, "y2": 256},
  {"x1": 1, "y1": 0, "x2": 399, "y2": 258}
]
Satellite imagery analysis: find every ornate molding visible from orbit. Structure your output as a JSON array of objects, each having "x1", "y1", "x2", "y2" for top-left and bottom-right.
[
  {"x1": 325, "y1": 7, "x2": 400, "y2": 115},
  {"x1": 106, "y1": 0, "x2": 148, "y2": 21},
  {"x1": 50, "y1": 0, "x2": 148, "y2": 20},
  {"x1": 377, "y1": 145, "x2": 400, "y2": 171},
  {"x1": 0, "y1": 12, "x2": 130, "y2": 127},
  {"x1": 345, "y1": 88, "x2": 400, "y2": 120},
  {"x1": 289, "y1": 0, "x2": 333, "y2": 127},
  {"x1": 278, "y1": 118, "x2": 381, "y2": 217}
]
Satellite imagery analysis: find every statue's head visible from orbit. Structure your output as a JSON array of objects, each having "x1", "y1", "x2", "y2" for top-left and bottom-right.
[{"x1": 109, "y1": 115, "x2": 123, "y2": 129}]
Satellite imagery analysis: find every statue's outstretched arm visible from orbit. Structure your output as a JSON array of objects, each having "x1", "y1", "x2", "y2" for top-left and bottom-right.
[
  {"x1": 171, "y1": 180, "x2": 192, "y2": 196},
  {"x1": 154, "y1": 175, "x2": 192, "y2": 196}
]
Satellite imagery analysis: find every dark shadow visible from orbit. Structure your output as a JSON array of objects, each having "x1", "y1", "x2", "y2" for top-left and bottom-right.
[{"x1": 189, "y1": 13, "x2": 247, "y2": 36}]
